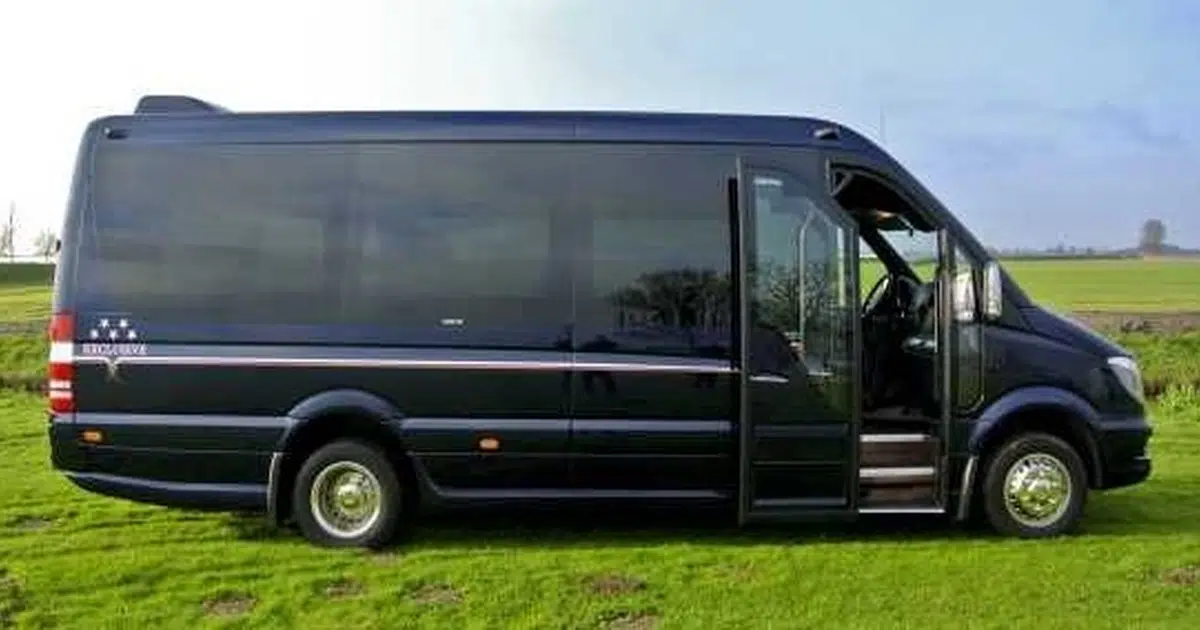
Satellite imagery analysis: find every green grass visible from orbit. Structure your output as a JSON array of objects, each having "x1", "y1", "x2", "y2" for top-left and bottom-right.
[
  {"x1": 1, "y1": 389, "x2": 1198, "y2": 628},
  {"x1": 0, "y1": 264, "x2": 53, "y2": 288},
  {"x1": 0, "y1": 336, "x2": 42, "y2": 391},
  {"x1": 0, "y1": 263, "x2": 51, "y2": 326},
  {"x1": 1114, "y1": 332, "x2": 1200, "y2": 397},
  {"x1": 861, "y1": 257, "x2": 1200, "y2": 312},
  {"x1": 1003, "y1": 258, "x2": 1200, "y2": 312},
  {"x1": 0, "y1": 286, "x2": 50, "y2": 325}
]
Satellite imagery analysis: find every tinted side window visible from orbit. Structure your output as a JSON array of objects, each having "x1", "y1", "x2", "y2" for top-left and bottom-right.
[
  {"x1": 84, "y1": 143, "x2": 350, "y2": 329},
  {"x1": 571, "y1": 146, "x2": 733, "y2": 360},
  {"x1": 84, "y1": 141, "x2": 572, "y2": 348},
  {"x1": 347, "y1": 144, "x2": 571, "y2": 348}
]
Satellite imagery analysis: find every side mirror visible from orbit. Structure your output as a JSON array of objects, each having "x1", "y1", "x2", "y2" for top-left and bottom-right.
[
  {"x1": 983, "y1": 261, "x2": 1002, "y2": 320},
  {"x1": 952, "y1": 269, "x2": 976, "y2": 322}
]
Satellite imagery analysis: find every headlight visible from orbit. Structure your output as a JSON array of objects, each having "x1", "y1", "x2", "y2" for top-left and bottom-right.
[{"x1": 1107, "y1": 356, "x2": 1145, "y2": 403}]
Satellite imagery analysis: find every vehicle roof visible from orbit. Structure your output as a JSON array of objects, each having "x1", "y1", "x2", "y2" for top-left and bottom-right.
[{"x1": 91, "y1": 95, "x2": 883, "y2": 151}]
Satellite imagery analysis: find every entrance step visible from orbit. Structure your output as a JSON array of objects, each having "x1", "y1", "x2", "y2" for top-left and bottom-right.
[
  {"x1": 860, "y1": 483, "x2": 935, "y2": 506},
  {"x1": 862, "y1": 406, "x2": 938, "y2": 433},
  {"x1": 860, "y1": 434, "x2": 938, "y2": 468},
  {"x1": 859, "y1": 466, "x2": 935, "y2": 484},
  {"x1": 858, "y1": 434, "x2": 940, "y2": 511}
]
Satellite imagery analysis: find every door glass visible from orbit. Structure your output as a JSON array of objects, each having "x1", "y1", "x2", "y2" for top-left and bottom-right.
[{"x1": 748, "y1": 173, "x2": 855, "y2": 396}]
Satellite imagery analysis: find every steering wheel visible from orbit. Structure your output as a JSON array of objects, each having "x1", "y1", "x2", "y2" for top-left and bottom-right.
[
  {"x1": 862, "y1": 274, "x2": 894, "y2": 318},
  {"x1": 863, "y1": 273, "x2": 922, "y2": 322}
]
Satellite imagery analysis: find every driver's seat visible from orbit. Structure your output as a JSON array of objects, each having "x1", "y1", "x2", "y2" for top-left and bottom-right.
[{"x1": 863, "y1": 280, "x2": 938, "y2": 414}]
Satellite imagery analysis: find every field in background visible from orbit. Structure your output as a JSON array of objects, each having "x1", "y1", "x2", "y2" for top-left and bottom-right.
[
  {"x1": 0, "y1": 263, "x2": 53, "y2": 328},
  {"x1": 0, "y1": 263, "x2": 53, "y2": 287},
  {"x1": 858, "y1": 256, "x2": 1200, "y2": 316},
  {"x1": 1002, "y1": 258, "x2": 1200, "y2": 313}
]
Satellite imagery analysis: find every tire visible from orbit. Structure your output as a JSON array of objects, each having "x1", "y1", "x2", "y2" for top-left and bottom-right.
[
  {"x1": 980, "y1": 432, "x2": 1088, "y2": 538},
  {"x1": 291, "y1": 439, "x2": 405, "y2": 549}
]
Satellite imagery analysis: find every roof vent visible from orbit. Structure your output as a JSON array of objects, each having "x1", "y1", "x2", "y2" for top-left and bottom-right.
[
  {"x1": 134, "y1": 95, "x2": 229, "y2": 115},
  {"x1": 813, "y1": 126, "x2": 840, "y2": 141}
]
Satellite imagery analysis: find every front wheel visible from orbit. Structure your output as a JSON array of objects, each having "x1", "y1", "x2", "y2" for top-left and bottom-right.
[
  {"x1": 981, "y1": 433, "x2": 1088, "y2": 538},
  {"x1": 292, "y1": 439, "x2": 405, "y2": 548}
]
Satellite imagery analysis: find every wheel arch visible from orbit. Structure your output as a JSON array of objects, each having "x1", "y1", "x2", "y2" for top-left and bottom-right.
[
  {"x1": 968, "y1": 386, "x2": 1103, "y2": 488},
  {"x1": 270, "y1": 389, "x2": 413, "y2": 525},
  {"x1": 957, "y1": 386, "x2": 1104, "y2": 523}
]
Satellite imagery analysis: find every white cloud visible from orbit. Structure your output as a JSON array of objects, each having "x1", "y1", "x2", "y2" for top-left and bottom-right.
[{"x1": 0, "y1": 0, "x2": 564, "y2": 251}]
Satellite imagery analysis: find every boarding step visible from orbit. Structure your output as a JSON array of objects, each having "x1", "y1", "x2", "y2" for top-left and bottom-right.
[
  {"x1": 857, "y1": 436, "x2": 939, "y2": 508},
  {"x1": 859, "y1": 483, "x2": 935, "y2": 506},
  {"x1": 859, "y1": 433, "x2": 939, "y2": 468},
  {"x1": 861, "y1": 406, "x2": 938, "y2": 433},
  {"x1": 859, "y1": 466, "x2": 936, "y2": 485}
]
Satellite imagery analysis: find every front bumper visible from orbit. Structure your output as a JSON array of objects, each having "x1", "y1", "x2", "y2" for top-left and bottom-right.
[{"x1": 1094, "y1": 413, "x2": 1153, "y2": 490}]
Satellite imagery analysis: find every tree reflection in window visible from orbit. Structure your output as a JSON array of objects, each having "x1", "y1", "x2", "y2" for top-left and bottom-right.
[{"x1": 750, "y1": 174, "x2": 853, "y2": 378}]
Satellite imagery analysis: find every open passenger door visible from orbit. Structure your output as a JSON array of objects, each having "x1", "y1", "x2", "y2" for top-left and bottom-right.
[{"x1": 735, "y1": 161, "x2": 861, "y2": 524}]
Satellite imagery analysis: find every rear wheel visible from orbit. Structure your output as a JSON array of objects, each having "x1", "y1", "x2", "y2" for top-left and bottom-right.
[
  {"x1": 980, "y1": 432, "x2": 1087, "y2": 538},
  {"x1": 292, "y1": 439, "x2": 405, "y2": 548}
]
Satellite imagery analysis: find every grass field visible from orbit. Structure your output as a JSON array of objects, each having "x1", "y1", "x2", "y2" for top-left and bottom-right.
[
  {"x1": 2, "y1": 259, "x2": 1199, "y2": 628},
  {"x1": 1, "y1": 389, "x2": 1197, "y2": 629},
  {"x1": 0, "y1": 264, "x2": 50, "y2": 328},
  {"x1": 0, "y1": 286, "x2": 50, "y2": 326},
  {"x1": 858, "y1": 257, "x2": 1200, "y2": 313},
  {"x1": 1001, "y1": 258, "x2": 1200, "y2": 312}
]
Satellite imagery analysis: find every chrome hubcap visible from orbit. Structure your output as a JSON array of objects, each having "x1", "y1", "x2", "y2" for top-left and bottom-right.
[
  {"x1": 310, "y1": 461, "x2": 382, "y2": 538},
  {"x1": 1003, "y1": 452, "x2": 1072, "y2": 527}
]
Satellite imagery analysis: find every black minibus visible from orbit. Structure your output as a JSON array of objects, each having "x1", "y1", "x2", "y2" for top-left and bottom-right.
[{"x1": 46, "y1": 95, "x2": 1152, "y2": 547}]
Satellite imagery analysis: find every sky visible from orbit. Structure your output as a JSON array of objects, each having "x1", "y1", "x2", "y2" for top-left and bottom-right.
[{"x1": 2, "y1": 0, "x2": 1198, "y2": 252}]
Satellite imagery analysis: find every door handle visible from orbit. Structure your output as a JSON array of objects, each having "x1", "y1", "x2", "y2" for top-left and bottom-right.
[{"x1": 750, "y1": 374, "x2": 788, "y2": 384}]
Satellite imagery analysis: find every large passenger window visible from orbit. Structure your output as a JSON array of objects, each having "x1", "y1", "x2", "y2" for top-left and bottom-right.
[
  {"x1": 85, "y1": 143, "x2": 349, "y2": 325},
  {"x1": 571, "y1": 146, "x2": 734, "y2": 360},
  {"x1": 83, "y1": 140, "x2": 738, "y2": 352},
  {"x1": 83, "y1": 142, "x2": 573, "y2": 347},
  {"x1": 348, "y1": 144, "x2": 570, "y2": 348}
]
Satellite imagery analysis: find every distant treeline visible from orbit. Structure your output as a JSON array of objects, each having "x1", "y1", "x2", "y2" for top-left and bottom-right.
[{"x1": 988, "y1": 253, "x2": 1139, "y2": 262}]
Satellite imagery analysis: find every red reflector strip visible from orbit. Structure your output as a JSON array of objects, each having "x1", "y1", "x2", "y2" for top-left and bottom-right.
[
  {"x1": 49, "y1": 391, "x2": 75, "y2": 413},
  {"x1": 48, "y1": 312, "x2": 74, "y2": 342},
  {"x1": 47, "y1": 315, "x2": 76, "y2": 413},
  {"x1": 48, "y1": 361, "x2": 73, "y2": 380}
]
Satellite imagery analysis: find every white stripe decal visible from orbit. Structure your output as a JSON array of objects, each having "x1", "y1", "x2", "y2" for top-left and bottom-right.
[
  {"x1": 48, "y1": 379, "x2": 72, "y2": 391},
  {"x1": 71, "y1": 354, "x2": 734, "y2": 374},
  {"x1": 49, "y1": 342, "x2": 74, "y2": 363}
]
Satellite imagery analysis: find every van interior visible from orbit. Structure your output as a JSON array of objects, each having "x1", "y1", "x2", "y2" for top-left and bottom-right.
[{"x1": 829, "y1": 166, "x2": 947, "y2": 509}]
